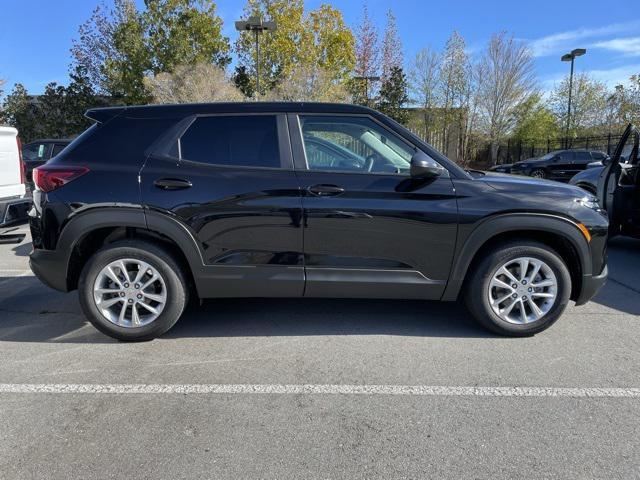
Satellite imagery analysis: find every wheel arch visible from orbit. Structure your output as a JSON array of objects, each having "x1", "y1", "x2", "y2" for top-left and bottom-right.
[
  {"x1": 441, "y1": 214, "x2": 591, "y2": 302},
  {"x1": 57, "y1": 208, "x2": 203, "y2": 293}
]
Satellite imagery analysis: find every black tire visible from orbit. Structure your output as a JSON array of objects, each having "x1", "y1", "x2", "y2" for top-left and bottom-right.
[
  {"x1": 530, "y1": 169, "x2": 546, "y2": 179},
  {"x1": 463, "y1": 241, "x2": 571, "y2": 336},
  {"x1": 78, "y1": 240, "x2": 188, "y2": 341}
]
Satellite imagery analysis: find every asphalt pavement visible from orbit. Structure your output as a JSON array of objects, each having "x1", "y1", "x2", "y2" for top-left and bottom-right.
[{"x1": 0, "y1": 224, "x2": 638, "y2": 479}]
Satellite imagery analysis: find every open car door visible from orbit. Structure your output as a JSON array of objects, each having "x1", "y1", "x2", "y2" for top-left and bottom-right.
[{"x1": 597, "y1": 124, "x2": 640, "y2": 238}]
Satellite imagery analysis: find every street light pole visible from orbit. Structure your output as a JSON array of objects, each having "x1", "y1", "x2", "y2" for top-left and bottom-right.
[
  {"x1": 235, "y1": 16, "x2": 277, "y2": 97},
  {"x1": 561, "y1": 48, "x2": 586, "y2": 147}
]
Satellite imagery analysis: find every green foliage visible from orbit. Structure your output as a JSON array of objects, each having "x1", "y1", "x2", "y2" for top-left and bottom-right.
[
  {"x1": 376, "y1": 66, "x2": 409, "y2": 124},
  {"x1": 1, "y1": 68, "x2": 109, "y2": 142},
  {"x1": 511, "y1": 93, "x2": 559, "y2": 143},
  {"x1": 73, "y1": 0, "x2": 230, "y2": 104}
]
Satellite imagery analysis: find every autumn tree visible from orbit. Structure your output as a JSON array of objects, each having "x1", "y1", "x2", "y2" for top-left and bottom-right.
[
  {"x1": 266, "y1": 64, "x2": 350, "y2": 102},
  {"x1": 351, "y1": 2, "x2": 379, "y2": 105},
  {"x1": 408, "y1": 47, "x2": 440, "y2": 138},
  {"x1": 144, "y1": 63, "x2": 243, "y2": 103},
  {"x1": 234, "y1": 0, "x2": 354, "y2": 97},
  {"x1": 438, "y1": 31, "x2": 470, "y2": 157},
  {"x1": 381, "y1": 9, "x2": 403, "y2": 82},
  {"x1": 1, "y1": 84, "x2": 38, "y2": 141},
  {"x1": 476, "y1": 32, "x2": 535, "y2": 162}
]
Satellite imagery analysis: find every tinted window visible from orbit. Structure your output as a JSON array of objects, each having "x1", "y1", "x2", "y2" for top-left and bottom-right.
[
  {"x1": 574, "y1": 151, "x2": 591, "y2": 162},
  {"x1": 299, "y1": 115, "x2": 415, "y2": 174},
  {"x1": 22, "y1": 143, "x2": 47, "y2": 162},
  {"x1": 558, "y1": 151, "x2": 574, "y2": 161},
  {"x1": 591, "y1": 151, "x2": 605, "y2": 160},
  {"x1": 51, "y1": 143, "x2": 67, "y2": 157},
  {"x1": 180, "y1": 115, "x2": 280, "y2": 168}
]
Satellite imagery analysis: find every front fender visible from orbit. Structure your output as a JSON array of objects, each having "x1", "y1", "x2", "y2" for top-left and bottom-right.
[{"x1": 441, "y1": 213, "x2": 592, "y2": 301}]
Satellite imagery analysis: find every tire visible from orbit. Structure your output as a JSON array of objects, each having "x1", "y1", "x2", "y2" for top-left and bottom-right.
[
  {"x1": 78, "y1": 240, "x2": 188, "y2": 341},
  {"x1": 463, "y1": 241, "x2": 571, "y2": 336},
  {"x1": 530, "y1": 169, "x2": 546, "y2": 179}
]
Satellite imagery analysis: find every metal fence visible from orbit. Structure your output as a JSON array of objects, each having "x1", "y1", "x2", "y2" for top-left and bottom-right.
[{"x1": 492, "y1": 134, "x2": 623, "y2": 166}]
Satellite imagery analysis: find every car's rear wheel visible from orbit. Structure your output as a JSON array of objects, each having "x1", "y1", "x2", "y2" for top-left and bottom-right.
[
  {"x1": 530, "y1": 169, "x2": 546, "y2": 179},
  {"x1": 78, "y1": 240, "x2": 188, "y2": 341},
  {"x1": 464, "y1": 241, "x2": 571, "y2": 336}
]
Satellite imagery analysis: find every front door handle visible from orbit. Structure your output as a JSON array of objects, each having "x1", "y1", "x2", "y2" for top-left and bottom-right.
[
  {"x1": 154, "y1": 178, "x2": 192, "y2": 190},
  {"x1": 307, "y1": 184, "x2": 345, "y2": 196}
]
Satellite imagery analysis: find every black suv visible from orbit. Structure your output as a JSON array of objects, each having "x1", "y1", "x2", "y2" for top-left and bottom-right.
[
  {"x1": 510, "y1": 149, "x2": 608, "y2": 181},
  {"x1": 29, "y1": 103, "x2": 609, "y2": 341}
]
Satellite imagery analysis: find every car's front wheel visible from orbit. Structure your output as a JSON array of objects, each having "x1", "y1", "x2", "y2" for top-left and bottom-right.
[
  {"x1": 78, "y1": 240, "x2": 188, "y2": 341},
  {"x1": 530, "y1": 168, "x2": 546, "y2": 179},
  {"x1": 464, "y1": 241, "x2": 571, "y2": 336}
]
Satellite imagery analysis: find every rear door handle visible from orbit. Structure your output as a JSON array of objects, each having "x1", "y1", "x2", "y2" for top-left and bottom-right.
[
  {"x1": 154, "y1": 178, "x2": 192, "y2": 190},
  {"x1": 307, "y1": 184, "x2": 345, "y2": 196}
]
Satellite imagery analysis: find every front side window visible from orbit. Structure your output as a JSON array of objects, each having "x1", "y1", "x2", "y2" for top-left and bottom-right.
[
  {"x1": 558, "y1": 151, "x2": 574, "y2": 161},
  {"x1": 575, "y1": 151, "x2": 591, "y2": 162},
  {"x1": 51, "y1": 143, "x2": 67, "y2": 157},
  {"x1": 299, "y1": 115, "x2": 415, "y2": 174},
  {"x1": 180, "y1": 115, "x2": 280, "y2": 168}
]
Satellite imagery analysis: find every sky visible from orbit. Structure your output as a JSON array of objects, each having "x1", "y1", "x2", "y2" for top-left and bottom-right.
[{"x1": 1, "y1": 0, "x2": 639, "y2": 96}]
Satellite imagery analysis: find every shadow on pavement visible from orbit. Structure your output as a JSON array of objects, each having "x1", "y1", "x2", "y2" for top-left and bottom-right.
[{"x1": 0, "y1": 275, "x2": 492, "y2": 343}]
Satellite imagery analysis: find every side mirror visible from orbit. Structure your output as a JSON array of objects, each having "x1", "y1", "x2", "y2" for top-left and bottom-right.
[
  {"x1": 410, "y1": 151, "x2": 445, "y2": 179},
  {"x1": 602, "y1": 156, "x2": 612, "y2": 166}
]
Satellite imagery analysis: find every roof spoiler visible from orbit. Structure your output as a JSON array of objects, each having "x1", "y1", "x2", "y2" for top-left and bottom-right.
[{"x1": 85, "y1": 106, "x2": 126, "y2": 123}]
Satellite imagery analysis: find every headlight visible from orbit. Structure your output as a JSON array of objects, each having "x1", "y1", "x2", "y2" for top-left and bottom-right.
[{"x1": 574, "y1": 197, "x2": 601, "y2": 211}]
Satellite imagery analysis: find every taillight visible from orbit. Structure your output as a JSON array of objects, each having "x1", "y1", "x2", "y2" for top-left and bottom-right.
[
  {"x1": 33, "y1": 165, "x2": 89, "y2": 193},
  {"x1": 16, "y1": 137, "x2": 25, "y2": 185}
]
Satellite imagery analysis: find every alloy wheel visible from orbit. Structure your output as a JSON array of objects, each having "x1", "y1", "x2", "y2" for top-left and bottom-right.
[
  {"x1": 92, "y1": 259, "x2": 167, "y2": 328},
  {"x1": 487, "y1": 256, "x2": 558, "y2": 324}
]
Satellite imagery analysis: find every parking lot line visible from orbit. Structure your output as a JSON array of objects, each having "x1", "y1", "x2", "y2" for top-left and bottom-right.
[{"x1": 0, "y1": 384, "x2": 639, "y2": 397}]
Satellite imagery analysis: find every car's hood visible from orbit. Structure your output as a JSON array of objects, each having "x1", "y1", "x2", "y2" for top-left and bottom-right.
[{"x1": 480, "y1": 170, "x2": 591, "y2": 198}]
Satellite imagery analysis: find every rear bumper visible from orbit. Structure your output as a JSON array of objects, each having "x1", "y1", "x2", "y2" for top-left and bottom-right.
[
  {"x1": 575, "y1": 264, "x2": 608, "y2": 306},
  {"x1": 29, "y1": 248, "x2": 69, "y2": 292},
  {"x1": 0, "y1": 197, "x2": 31, "y2": 227}
]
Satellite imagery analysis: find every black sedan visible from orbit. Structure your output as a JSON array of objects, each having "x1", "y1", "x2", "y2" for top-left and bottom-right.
[{"x1": 509, "y1": 149, "x2": 607, "y2": 182}]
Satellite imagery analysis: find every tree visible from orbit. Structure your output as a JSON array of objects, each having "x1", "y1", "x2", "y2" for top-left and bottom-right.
[
  {"x1": 352, "y1": 2, "x2": 380, "y2": 104},
  {"x1": 408, "y1": 47, "x2": 440, "y2": 137},
  {"x1": 233, "y1": 65, "x2": 254, "y2": 98},
  {"x1": 1, "y1": 84, "x2": 38, "y2": 141},
  {"x1": 144, "y1": 63, "x2": 244, "y2": 103},
  {"x1": 72, "y1": 0, "x2": 230, "y2": 104},
  {"x1": 376, "y1": 66, "x2": 409, "y2": 124},
  {"x1": 548, "y1": 73, "x2": 607, "y2": 137},
  {"x1": 266, "y1": 64, "x2": 350, "y2": 102},
  {"x1": 144, "y1": 0, "x2": 230, "y2": 72},
  {"x1": 439, "y1": 31, "x2": 470, "y2": 157},
  {"x1": 235, "y1": 0, "x2": 354, "y2": 97},
  {"x1": 381, "y1": 9, "x2": 403, "y2": 81},
  {"x1": 476, "y1": 32, "x2": 535, "y2": 162},
  {"x1": 511, "y1": 92, "x2": 559, "y2": 143}
]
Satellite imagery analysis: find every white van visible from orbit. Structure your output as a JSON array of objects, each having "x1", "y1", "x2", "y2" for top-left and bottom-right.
[{"x1": 0, "y1": 126, "x2": 30, "y2": 226}]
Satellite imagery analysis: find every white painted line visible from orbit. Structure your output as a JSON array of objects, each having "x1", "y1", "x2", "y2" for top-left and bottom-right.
[{"x1": 0, "y1": 384, "x2": 638, "y2": 398}]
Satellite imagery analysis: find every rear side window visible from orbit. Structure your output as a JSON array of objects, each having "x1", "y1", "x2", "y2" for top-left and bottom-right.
[
  {"x1": 51, "y1": 143, "x2": 67, "y2": 157},
  {"x1": 179, "y1": 115, "x2": 280, "y2": 168}
]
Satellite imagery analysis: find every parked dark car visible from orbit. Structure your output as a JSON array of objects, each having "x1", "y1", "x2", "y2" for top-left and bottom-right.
[
  {"x1": 22, "y1": 139, "x2": 71, "y2": 182},
  {"x1": 571, "y1": 125, "x2": 640, "y2": 239},
  {"x1": 29, "y1": 102, "x2": 609, "y2": 341},
  {"x1": 510, "y1": 149, "x2": 608, "y2": 181},
  {"x1": 489, "y1": 163, "x2": 513, "y2": 173}
]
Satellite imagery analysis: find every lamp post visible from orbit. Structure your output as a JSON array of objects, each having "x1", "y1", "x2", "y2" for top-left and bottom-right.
[
  {"x1": 352, "y1": 75, "x2": 380, "y2": 106},
  {"x1": 235, "y1": 16, "x2": 277, "y2": 97},
  {"x1": 561, "y1": 48, "x2": 586, "y2": 146}
]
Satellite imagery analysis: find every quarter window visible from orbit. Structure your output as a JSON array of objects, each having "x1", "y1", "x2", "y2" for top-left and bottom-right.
[
  {"x1": 299, "y1": 115, "x2": 415, "y2": 174},
  {"x1": 180, "y1": 115, "x2": 280, "y2": 168}
]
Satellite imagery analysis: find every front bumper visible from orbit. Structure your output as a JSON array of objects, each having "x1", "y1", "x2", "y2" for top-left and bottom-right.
[{"x1": 575, "y1": 264, "x2": 608, "y2": 306}]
